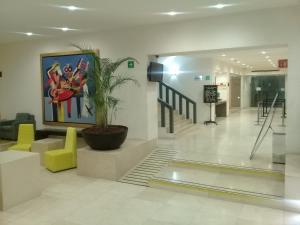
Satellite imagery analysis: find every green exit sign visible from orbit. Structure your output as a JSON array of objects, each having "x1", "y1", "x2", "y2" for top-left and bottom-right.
[{"x1": 128, "y1": 60, "x2": 134, "y2": 69}]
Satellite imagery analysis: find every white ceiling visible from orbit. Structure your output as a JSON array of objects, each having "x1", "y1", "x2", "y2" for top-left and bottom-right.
[
  {"x1": 209, "y1": 47, "x2": 288, "y2": 71},
  {"x1": 0, "y1": 0, "x2": 299, "y2": 43},
  {"x1": 160, "y1": 46, "x2": 288, "y2": 71}
]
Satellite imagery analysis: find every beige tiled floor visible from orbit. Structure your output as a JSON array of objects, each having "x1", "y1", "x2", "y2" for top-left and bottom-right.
[
  {"x1": 0, "y1": 108, "x2": 295, "y2": 225},
  {"x1": 171, "y1": 108, "x2": 286, "y2": 171},
  {"x1": 0, "y1": 169, "x2": 299, "y2": 225}
]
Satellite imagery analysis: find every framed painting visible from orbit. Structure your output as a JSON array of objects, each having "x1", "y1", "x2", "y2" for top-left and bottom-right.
[{"x1": 40, "y1": 50, "x2": 98, "y2": 127}]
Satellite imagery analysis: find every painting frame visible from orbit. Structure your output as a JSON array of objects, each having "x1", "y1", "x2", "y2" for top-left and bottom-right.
[{"x1": 40, "y1": 49, "x2": 99, "y2": 128}]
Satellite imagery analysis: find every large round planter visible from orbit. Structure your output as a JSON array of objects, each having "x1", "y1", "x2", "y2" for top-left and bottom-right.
[{"x1": 82, "y1": 125, "x2": 128, "y2": 151}]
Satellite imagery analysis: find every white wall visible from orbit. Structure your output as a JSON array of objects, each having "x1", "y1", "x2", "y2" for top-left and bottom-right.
[
  {"x1": 214, "y1": 60, "x2": 245, "y2": 114},
  {"x1": 158, "y1": 56, "x2": 214, "y2": 122},
  {"x1": 0, "y1": 38, "x2": 154, "y2": 140},
  {"x1": 0, "y1": 6, "x2": 299, "y2": 151},
  {"x1": 241, "y1": 76, "x2": 252, "y2": 108}
]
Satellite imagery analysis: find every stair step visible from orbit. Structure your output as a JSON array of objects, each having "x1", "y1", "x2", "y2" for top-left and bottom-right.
[
  {"x1": 118, "y1": 146, "x2": 177, "y2": 187},
  {"x1": 153, "y1": 166, "x2": 284, "y2": 197},
  {"x1": 174, "y1": 123, "x2": 194, "y2": 133},
  {"x1": 147, "y1": 177, "x2": 298, "y2": 212},
  {"x1": 170, "y1": 160, "x2": 284, "y2": 180},
  {"x1": 147, "y1": 164, "x2": 297, "y2": 212}
]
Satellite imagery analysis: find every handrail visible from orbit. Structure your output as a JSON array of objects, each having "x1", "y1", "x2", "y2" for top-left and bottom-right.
[
  {"x1": 159, "y1": 82, "x2": 197, "y2": 123},
  {"x1": 157, "y1": 98, "x2": 174, "y2": 133},
  {"x1": 250, "y1": 93, "x2": 278, "y2": 160},
  {"x1": 160, "y1": 82, "x2": 196, "y2": 105}
]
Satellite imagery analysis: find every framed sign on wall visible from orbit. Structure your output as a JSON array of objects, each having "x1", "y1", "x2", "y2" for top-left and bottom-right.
[
  {"x1": 203, "y1": 85, "x2": 218, "y2": 103},
  {"x1": 40, "y1": 50, "x2": 98, "y2": 127}
]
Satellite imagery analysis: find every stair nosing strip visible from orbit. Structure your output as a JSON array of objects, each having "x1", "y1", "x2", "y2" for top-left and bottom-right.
[
  {"x1": 150, "y1": 177, "x2": 283, "y2": 200},
  {"x1": 171, "y1": 159, "x2": 284, "y2": 175},
  {"x1": 119, "y1": 181, "x2": 148, "y2": 187}
]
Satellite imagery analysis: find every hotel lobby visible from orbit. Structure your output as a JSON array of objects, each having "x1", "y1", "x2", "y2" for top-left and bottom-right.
[{"x1": 1, "y1": 1, "x2": 300, "y2": 224}]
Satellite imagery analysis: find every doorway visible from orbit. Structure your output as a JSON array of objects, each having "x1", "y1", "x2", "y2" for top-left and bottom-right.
[{"x1": 230, "y1": 75, "x2": 241, "y2": 108}]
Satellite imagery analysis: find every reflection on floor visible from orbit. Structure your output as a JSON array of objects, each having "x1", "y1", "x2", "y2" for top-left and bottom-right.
[{"x1": 174, "y1": 108, "x2": 285, "y2": 171}]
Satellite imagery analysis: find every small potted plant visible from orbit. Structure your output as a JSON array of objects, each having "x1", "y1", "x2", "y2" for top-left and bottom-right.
[{"x1": 76, "y1": 46, "x2": 138, "y2": 150}]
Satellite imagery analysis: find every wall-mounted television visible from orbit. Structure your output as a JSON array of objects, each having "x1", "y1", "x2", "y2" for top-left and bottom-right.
[{"x1": 147, "y1": 62, "x2": 164, "y2": 82}]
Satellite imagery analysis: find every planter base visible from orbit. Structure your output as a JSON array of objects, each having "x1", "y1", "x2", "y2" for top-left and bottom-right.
[
  {"x1": 82, "y1": 125, "x2": 128, "y2": 150},
  {"x1": 77, "y1": 139, "x2": 156, "y2": 180}
]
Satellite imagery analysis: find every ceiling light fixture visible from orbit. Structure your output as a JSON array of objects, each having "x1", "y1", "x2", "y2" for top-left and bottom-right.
[
  {"x1": 222, "y1": 54, "x2": 226, "y2": 57},
  {"x1": 66, "y1": 5, "x2": 80, "y2": 11},
  {"x1": 261, "y1": 51, "x2": 267, "y2": 55},
  {"x1": 159, "y1": 11, "x2": 186, "y2": 16},
  {"x1": 230, "y1": 58, "x2": 235, "y2": 61},
  {"x1": 167, "y1": 11, "x2": 179, "y2": 16},
  {"x1": 61, "y1": 27, "x2": 70, "y2": 31},
  {"x1": 242, "y1": 64, "x2": 246, "y2": 66},
  {"x1": 236, "y1": 61, "x2": 241, "y2": 64},
  {"x1": 209, "y1": 4, "x2": 231, "y2": 9},
  {"x1": 50, "y1": 27, "x2": 77, "y2": 32},
  {"x1": 58, "y1": 5, "x2": 84, "y2": 11},
  {"x1": 15, "y1": 32, "x2": 41, "y2": 36},
  {"x1": 265, "y1": 56, "x2": 270, "y2": 59}
]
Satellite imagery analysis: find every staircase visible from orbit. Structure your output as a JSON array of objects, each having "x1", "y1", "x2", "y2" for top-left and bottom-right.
[
  {"x1": 158, "y1": 105, "x2": 195, "y2": 138},
  {"x1": 119, "y1": 141, "x2": 177, "y2": 186},
  {"x1": 147, "y1": 159, "x2": 300, "y2": 212},
  {"x1": 158, "y1": 82, "x2": 197, "y2": 137}
]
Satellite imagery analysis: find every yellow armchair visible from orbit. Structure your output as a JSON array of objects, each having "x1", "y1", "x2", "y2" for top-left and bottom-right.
[
  {"x1": 44, "y1": 127, "x2": 77, "y2": 172},
  {"x1": 9, "y1": 124, "x2": 34, "y2": 151}
]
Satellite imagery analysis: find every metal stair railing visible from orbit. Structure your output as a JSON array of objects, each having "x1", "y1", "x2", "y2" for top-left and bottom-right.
[
  {"x1": 157, "y1": 98, "x2": 174, "y2": 133},
  {"x1": 159, "y1": 82, "x2": 197, "y2": 124}
]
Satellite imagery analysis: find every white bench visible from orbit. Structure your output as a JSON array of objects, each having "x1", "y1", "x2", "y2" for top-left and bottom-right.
[{"x1": 0, "y1": 151, "x2": 41, "y2": 210}]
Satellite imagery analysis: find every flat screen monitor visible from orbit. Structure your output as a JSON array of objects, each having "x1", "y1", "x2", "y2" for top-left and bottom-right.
[{"x1": 147, "y1": 62, "x2": 163, "y2": 82}]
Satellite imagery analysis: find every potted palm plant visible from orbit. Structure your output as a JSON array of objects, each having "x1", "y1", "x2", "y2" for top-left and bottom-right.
[{"x1": 76, "y1": 46, "x2": 138, "y2": 150}]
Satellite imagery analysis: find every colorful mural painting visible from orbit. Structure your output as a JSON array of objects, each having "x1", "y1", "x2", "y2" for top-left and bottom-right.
[{"x1": 41, "y1": 51, "x2": 96, "y2": 126}]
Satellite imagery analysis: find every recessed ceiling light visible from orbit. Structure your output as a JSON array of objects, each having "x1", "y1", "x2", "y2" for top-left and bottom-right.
[
  {"x1": 50, "y1": 27, "x2": 77, "y2": 32},
  {"x1": 167, "y1": 11, "x2": 177, "y2": 16},
  {"x1": 236, "y1": 61, "x2": 241, "y2": 64},
  {"x1": 58, "y1": 5, "x2": 84, "y2": 11},
  {"x1": 265, "y1": 56, "x2": 270, "y2": 59},
  {"x1": 230, "y1": 58, "x2": 235, "y2": 61},
  {"x1": 261, "y1": 51, "x2": 267, "y2": 55},
  {"x1": 164, "y1": 11, "x2": 183, "y2": 16},
  {"x1": 268, "y1": 59, "x2": 272, "y2": 62},
  {"x1": 222, "y1": 54, "x2": 226, "y2": 57},
  {"x1": 15, "y1": 32, "x2": 41, "y2": 36},
  {"x1": 67, "y1": 5, "x2": 79, "y2": 11},
  {"x1": 242, "y1": 64, "x2": 246, "y2": 66},
  {"x1": 209, "y1": 4, "x2": 231, "y2": 9},
  {"x1": 61, "y1": 27, "x2": 70, "y2": 31}
]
